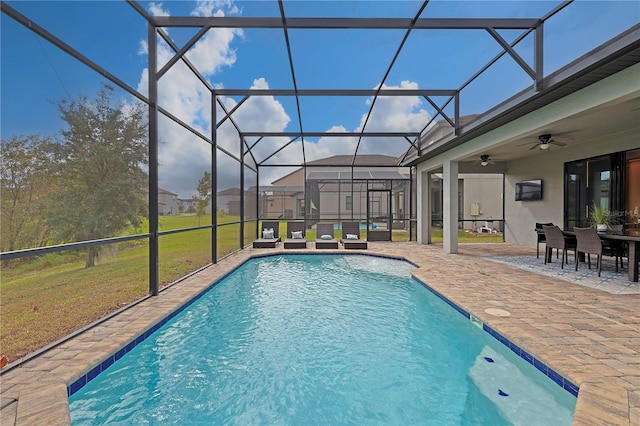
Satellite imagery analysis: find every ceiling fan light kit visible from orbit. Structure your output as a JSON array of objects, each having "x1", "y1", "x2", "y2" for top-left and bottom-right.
[{"x1": 520, "y1": 133, "x2": 571, "y2": 151}]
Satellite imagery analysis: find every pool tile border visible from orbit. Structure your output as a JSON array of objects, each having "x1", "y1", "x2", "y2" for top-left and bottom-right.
[{"x1": 412, "y1": 275, "x2": 580, "y2": 398}]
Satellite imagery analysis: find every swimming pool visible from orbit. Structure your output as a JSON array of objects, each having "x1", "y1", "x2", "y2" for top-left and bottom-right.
[
  {"x1": 332, "y1": 222, "x2": 377, "y2": 229},
  {"x1": 69, "y1": 254, "x2": 576, "y2": 425}
]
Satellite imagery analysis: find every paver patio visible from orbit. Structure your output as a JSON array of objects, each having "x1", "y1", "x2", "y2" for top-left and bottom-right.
[{"x1": 1, "y1": 242, "x2": 638, "y2": 425}]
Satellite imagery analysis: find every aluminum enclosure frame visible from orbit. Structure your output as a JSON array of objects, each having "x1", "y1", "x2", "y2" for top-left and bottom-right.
[{"x1": 0, "y1": 0, "x2": 567, "y2": 297}]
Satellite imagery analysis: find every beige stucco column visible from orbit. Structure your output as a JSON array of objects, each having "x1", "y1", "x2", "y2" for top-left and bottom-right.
[
  {"x1": 443, "y1": 160, "x2": 459, "y2": 253},
  {"x1": 417, "y1": 169, "x2": 432, "y2": 244}
]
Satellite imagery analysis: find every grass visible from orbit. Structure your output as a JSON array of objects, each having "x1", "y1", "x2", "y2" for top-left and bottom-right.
[
  {"x1": 0, "y1": 214, "x2": 248, "y2": 363},
  {"x1": 0, "y1": 217, "x2": 500, "y2": 364},
  {"x1": 430, "y1": 229, "x2": 504, "y2": 243}
]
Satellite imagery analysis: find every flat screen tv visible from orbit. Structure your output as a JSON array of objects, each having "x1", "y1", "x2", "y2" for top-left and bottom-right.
[{"x1": 515, "y1": 179, "x2": 543, "y2": 201}]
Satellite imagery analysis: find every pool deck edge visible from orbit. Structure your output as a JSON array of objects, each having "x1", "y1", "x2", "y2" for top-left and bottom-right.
[{"x1": 1, "y1": 242, "x2": 638, "y2": 426}]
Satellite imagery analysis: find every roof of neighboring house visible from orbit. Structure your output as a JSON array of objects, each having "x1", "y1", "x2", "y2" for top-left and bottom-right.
[
  {"x1": 217, "y1": 187, "x2": 242, "y2": 196},
  {"x1": 271, "y1": 154, "x2": 402, "y2": 185},
  {"x1": 306, "y1": 154, "x2": 399, "y2": 166},
  {"x1": 306, "y1": 170, "x2": 410, "y2": 181}
]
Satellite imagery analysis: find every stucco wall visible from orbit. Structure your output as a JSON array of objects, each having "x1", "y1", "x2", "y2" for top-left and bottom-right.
[{"x1": 504, "y1": 128, "x2": 639, "y2": 247}]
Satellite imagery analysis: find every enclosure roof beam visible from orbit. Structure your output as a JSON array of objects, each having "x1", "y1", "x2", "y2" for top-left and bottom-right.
[
  {"x1": 151, "y1": 16, "x2": 540, "y2": 30},
  {"x1": 214, "y1": 89, "x2": 457, "y2": 96},
  {"x1": 241, "y1": 131, "x2": 420, "y2": 138}
]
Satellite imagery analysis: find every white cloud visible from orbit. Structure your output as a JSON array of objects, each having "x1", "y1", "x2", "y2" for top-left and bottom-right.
[
  {"x1": 191, "y1": 0, "x2": 239, "y2": 17},
  {"x1": 138, "y1": 40, "x2": 148, "y2": 56},
  {"x1": 147, "y1": 2, "x2": 170, "y2": 17},
  {"x1": 304, "y1": 81, "x2": 430, "y2": 162},
  {"x1": 136, "y1": 2, "x2": 291, "y2": 197}
]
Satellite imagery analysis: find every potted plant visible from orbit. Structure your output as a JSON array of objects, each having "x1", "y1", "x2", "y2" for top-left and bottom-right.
[{"x1": 589, "y1": 202, "x2": 611, "y2": 232}]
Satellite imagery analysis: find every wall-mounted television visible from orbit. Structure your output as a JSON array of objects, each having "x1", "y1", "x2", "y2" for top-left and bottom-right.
[{"x1": 515, "y1": 179, "x2": 543, "y2": 201}]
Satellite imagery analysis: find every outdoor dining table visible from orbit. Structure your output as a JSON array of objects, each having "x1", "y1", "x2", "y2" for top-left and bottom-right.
[
  {"x1": 535, "y1": 228, "x2": 640, "y2": 282},
  {"x1": 562, "y1": 229, "x2": 640, "y2": 282}
]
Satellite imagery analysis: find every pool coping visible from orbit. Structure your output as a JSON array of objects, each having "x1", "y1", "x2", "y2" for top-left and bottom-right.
[{"x1": 1, "y1": 243, "x2": 636, "y2": 425}]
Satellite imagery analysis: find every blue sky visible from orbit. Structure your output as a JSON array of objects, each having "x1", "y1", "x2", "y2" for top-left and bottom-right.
[{"x1": 2, "y1": 0, "x2": 638, "y2": 197}]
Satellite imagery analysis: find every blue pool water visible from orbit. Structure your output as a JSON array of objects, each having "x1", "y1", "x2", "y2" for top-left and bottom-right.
[
  {"x1": 69, "y1": 255, "x2": 576, "y2": 425},
  {"x1": 333, "y1": 222, "x2": 376, "y2": 229}
]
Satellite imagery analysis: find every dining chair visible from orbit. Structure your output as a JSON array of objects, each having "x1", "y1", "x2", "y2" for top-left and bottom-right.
[
  {"x1": 535, "y1": 222, "x2": 554, "y2": 259},
  {"x1": 602, "y1": 224, "x2": 626, "y2": 270},
  {"x1": 542, "y1": 225, "x2": 575, "y2": 269},
  {"x1": 574, "y1": 227, "x2": 625, "y2": 277}
]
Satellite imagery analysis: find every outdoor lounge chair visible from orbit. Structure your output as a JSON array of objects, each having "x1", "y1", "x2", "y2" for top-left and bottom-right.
[
  {"x1": 315, "y1": 222, "x2": 338, "y2": 249},
  {"x1": 252, "y1": 221, "x2": 281, "y2": 248},
  {"x1": 284, "y1": 221, "x2": 307, "y2": 249},
  {"x1": 340, "y1": 222, "x2": 368, "y2": 250}
]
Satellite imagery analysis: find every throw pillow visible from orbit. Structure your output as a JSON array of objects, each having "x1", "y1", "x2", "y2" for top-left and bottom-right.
[
  {"x1": 346, "y1": 233, "x2": 358, "y2": 240},
  {"x1": 291, "y1": 230, "x2": 303, "y2": 239},
  {"x1": 320, "y1": 234, "x2": 333, "y2": 240}
]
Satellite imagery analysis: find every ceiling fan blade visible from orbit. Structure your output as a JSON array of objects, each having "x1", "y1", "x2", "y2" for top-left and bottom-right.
[
  {"x1": 529, "y1": 144, "x2": 539, "y2": 150},
  {"x1": 551, "y1": 140, "x2": 567, "y2": 146}
]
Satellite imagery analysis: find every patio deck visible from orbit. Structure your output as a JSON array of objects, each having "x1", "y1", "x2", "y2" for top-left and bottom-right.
[{"x1": 1, "y1": 242, "x2": 638, "y2": 425}]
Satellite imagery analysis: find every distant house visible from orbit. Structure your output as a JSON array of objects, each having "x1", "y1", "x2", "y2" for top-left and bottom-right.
[
  {"x1": 215, "y1": 187, "x2": 242, "y2": 215},
  {"x1": 259, "y1": 148, "x2": 502, "y2": 232},
  {"x1": 263, "y1": 154, "x2": 412, "y2": 225},
  {"x1": 158, "y1": 188, "x2": 179, "y2": 215},
  {"x1": 178, "y1": 198, "x2": 198, "y2": 213},
  {"x1": 143, "y1": 187, "x2": 179, "y2": 215},
  {"x1": 202, "y1": 187, "x2": 257, "y2": 217}
]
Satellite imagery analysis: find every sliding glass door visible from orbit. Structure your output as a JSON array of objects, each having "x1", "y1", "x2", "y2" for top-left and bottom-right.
[{"x1": 564, "y1": 153, "x2": 626, "y2": 230}]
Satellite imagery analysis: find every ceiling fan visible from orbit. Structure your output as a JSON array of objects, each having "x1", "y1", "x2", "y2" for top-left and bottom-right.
[
  {"x1": 473, "y1": 154, "x2": 497, "y2": 166},
  {"x1": 522, "y1": 134, "x2": 572, "y2": 151}
]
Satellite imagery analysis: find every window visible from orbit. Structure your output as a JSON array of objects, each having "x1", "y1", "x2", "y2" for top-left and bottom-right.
[{"x1": 346, "y1": 195, "x2": 352, "y2": 211}]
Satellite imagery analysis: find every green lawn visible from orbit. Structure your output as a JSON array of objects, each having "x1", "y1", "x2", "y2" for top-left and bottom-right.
[{"x1": 0, "y1": 214, "x2": 248, "y2": 363}]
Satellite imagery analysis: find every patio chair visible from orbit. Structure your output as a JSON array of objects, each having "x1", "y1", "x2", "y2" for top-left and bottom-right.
[
  {"x1": 339, "y1": 222, "x2": 368, "y2": 250},
  {"x1": 535, "y1": 222, "x2": 554, "y2": 258},
  {"x1": 542, "y1": 225, "x2": 575, "y2": 269},
  {"x1": 252, "y1": 221, "x2": 281, "y2": 248},
  {"x1": 574, "y1": 227, "x2": 624, "y2": 277},
  {"x1": 601, "y1": 224, "x2": 626, "y2": 270},
  {"x1": 284, "y1": 221, "x2": 307, "y2": 249},
  {"x1": 315, "y1": 222, "x2": 338, "y2": 249}
]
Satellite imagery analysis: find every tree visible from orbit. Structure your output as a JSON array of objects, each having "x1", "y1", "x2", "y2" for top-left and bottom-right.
[
  {"x1": 47, "y1": 84, "x2": 148, "y2": 267},
  {"x1": 194, "y1": 171, "x2": 212, "y2": 225},
  {"x1": 0, "y1": 135, "x2": 56, "y2": 253}
]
